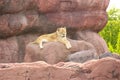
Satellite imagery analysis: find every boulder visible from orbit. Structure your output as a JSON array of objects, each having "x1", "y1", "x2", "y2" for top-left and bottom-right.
[
  {"x1": 68, "y1": 49, "x2": 98, "y2": 63},
  {"x1": 83, "y1": 58, "x2": 120, "y2": 80},
  {"x1": 0, "y1": 37, "x2": 19, "y2": 63},
  {"x1": 16, "y1": 34, "x2": 39, "y2": 62},
  {"x1": 0, "y1": 58, "x2": 120, "y2": 80},
  {"x1": 0, "y1": 0, "x2": 109, "y2": 14},
  {"x1": 99, "y1": 52, "x2": 120, "y2": 59},
  {"x1": 24, "y1": 39, "x2": 96, "y2": 64},
  {"x1": 0, "y1": 34, "x2": 38, "y2": 63},
  {"x1": 76, "y1": 30, "x2": 109, "y2": 55},
  {"x1": 0, "y1": 10, "x2": 65, "y2": 38},
  {"x1": 0, "y1": 0, "x2": 35, "y2": 14}
]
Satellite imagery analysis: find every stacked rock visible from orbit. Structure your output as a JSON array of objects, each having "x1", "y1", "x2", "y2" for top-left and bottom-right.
[{"x1": 0, "y1": 0, "x2": 109, "y2": 63}]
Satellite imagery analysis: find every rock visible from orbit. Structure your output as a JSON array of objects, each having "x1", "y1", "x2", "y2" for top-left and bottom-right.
[
  {"x1": 99, "y1": 52, "x2": 120, "y2": 59},
  {"x1": 0, "y1": 58, "x2": 120, "y2": 80},
  {"x1": 0, "y1": 37, "x2": 19, "y2": 63},
  {"x1": 0, "y1": 0, "x2": 110, "y2": 64},
  {"x1": 0, "y1": 10, "x2": 63, "y2": 38},
  {"x1": 30, "y1": 0, "x2": 109, "y2": 32},
  {"x1": 0, "y1": 0, "x2": 110, "y2": 38},
  {"x1": 46, "y1": 11, "x2": 107, "y2": 32},
  {"x1": 0, "y1": 34, "x2": 38, "y2": 63},
  {"x1": 0, "y1": 0, "x2": 35, "y2": 14},
  {"x1": 0, "y1": 14, "x2": 28, "y2": 37},
  {"x1": 76, "y1": 30, "x2": 109, "y2": 55},
  {"x1": 68, "y1": 49, "x2": 98, "y2": 63},
  {"x1": 24, "y1": 39, "x2": 96, "y2": 64},
  {"x1": 112, "y1": 53, "x2": 120, "y2": 59},
  {"x1": 0, "y1": 0, "x2": 109, "y2": 14},
  {"x1": 83, "y1": 58, "x2": 120, "y2": 80},
  {"x1": 16, "y1": 34, "x2": 38, "y2": 62},
  {"x1": 36, "y1": 0, "x2": 109, "y2": 13},
  {"x1": 0, "y1": 11, "x2": 108, "y2": 38}
]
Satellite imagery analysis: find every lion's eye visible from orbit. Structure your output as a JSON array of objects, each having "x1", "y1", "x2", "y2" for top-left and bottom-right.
[{"x1": 61, "y1": 34, "x2": 66, "y2": 37}]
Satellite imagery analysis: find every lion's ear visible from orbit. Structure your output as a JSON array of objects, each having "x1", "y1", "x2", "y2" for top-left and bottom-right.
[
  {"x1": 63, "y1": 27, "x2": 66, "y2": 30},
  {"x1": 63, "y1": 26, "x2": 66, "y2": 28},
  {"x1": 57, "y1": 28, "x2": 60, "y2": 31},
  {"x1": 61, "y1": 26, "x2": 66, "y2": 29},
  {"x1": 56, "y1": 28, "x2": 60, "y2": 35}
]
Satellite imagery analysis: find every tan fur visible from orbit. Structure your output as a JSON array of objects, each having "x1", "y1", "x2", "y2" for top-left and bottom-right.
[{"x1": 32, "y1": 27, "x2": 72, "y2": 49}]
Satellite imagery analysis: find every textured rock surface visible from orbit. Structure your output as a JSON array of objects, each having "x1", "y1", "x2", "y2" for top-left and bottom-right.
[
  {"x1": 0, "y1": 34, "x2": 38, "y2": 63},
  {"x1": 76, "y1": 30, "x2": 109, "y2": 55},
  {"x1": 0, "y1": 0, "x2": 109, "y2": 37},
  {"x1": 99, "y1": 52, "x2": 120, "y2": 59},
  {"x1": 0, "y1": 0, "x2": 109, "y2": 14},
  {"x1": 0, "y1": 0, "x2": 110, "y2": 63},
  {"x1": 0, "y1": 1, "x2": 119, "y2": 80},
  {"x1": 68, "y1": 49, "x2": 98, "y2": 63},
  {"x1": 0, "y1": 58, "x2": 120, "y2": 80},
  {"x1": 0, "y1": 37, "x2": 18, "y2": 63},
  {"x1": 24, "y1": 39, "x2": 96, "y2": 64}
]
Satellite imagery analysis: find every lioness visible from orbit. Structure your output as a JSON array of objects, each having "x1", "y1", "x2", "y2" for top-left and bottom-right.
[{"x1": 32, "y1": 27, "x2": 72, "y2": 49}]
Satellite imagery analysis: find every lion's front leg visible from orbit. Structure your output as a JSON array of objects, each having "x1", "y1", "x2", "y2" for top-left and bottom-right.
[
  {"x1": 60, "y1": 38, "x2": 72, "y2": 49},
  {"x1": 65, "y1": 40, "x2": 72, "y2": 49},
  {"x1": 39, "y1": 41, "x2": 43, "y2": 49}
]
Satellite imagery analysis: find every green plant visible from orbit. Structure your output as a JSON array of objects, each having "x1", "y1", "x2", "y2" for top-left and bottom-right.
[
  {"x1": 99, "y1": 8, "x2": 120, "y2": 54},
  {"x1": 108, "y1": 8, "x2": 120, "y2": 20}
]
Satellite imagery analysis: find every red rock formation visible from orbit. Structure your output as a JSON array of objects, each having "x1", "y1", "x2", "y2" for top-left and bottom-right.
[
  {"x1": 0, "y1": 0, "x2": 110, "y2": 63},
  {"x1": 0, "y1": 0, "x2": 109, "y2": 37},
  {"x1": 0, "y1": 58, "x2": 120, "y2": 80},
  {"x1": 0, "y1": 1, "x2": 120, "y2": 80},
  {"x1": 0, "y1": 37, "x2": 18, "y2": 63},
  {"x1": 76, "y1": 30, "x2": 109, "y2": 54},
  {"x1": 0, "y1": 34, "x2": 38, "y2": 62}
]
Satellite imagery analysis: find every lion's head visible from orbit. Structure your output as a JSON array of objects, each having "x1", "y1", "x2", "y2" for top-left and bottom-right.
[{"x1": 56, "y1": 27, "x2": 67, "y2": 38}]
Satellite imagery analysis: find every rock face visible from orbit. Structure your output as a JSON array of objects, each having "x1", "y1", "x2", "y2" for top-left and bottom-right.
[
  {"x1": 0, "y1": 0, "x2": 109, "y2": 37},
  {"x1": 0, "y1": 34, "x2": 38, "y2": 63},
  {"x1": 99, "y1": 52, "x2": 120, "y2": 59},
  {"x1": 0, "y1": 37, "x2": 18, "y2": 63},
  {"x1": 68, "y1": 49, "x2": 98, "y2": 63},
  {"x1": 0, "y1": 1, "x2": 120, "y2": 80},
  {"x1": 0, "y1": 0, "x2": 110, "y2": 63},
  {"x1": 0, "y1": 58, "x2": 120, "y2": 80},
  {"x1": 76, "y1": 31, "x2": 109, "y2": 54}
]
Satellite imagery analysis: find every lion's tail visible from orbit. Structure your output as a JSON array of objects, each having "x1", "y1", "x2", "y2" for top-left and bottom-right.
[{"x1": 31, "y1": 41, "x2": 37, "y2": 44}]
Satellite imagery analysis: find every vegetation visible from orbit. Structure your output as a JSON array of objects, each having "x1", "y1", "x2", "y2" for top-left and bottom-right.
[{"x1": 99, "y1": 8, "x2": 120, "y2": 54}]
